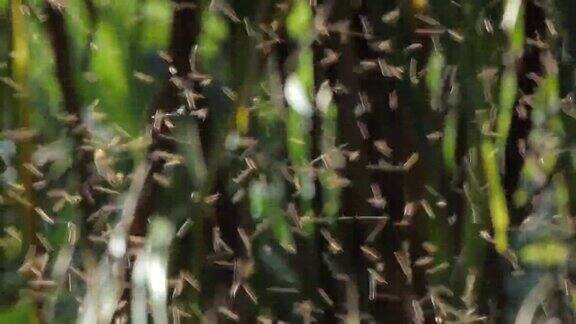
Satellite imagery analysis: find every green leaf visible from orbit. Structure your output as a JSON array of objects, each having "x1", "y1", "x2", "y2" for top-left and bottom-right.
[
  {"x1": 426, "y1": 50, "x2": 445, "y2": 111},
  {"x1": 442, "y1": 109, "x2": 457, "y2": 173},
  {"x1": 480, "y1": 140, "x2": 509, "y2": 253},
  {"x1": 198, "y1": 11, "x2": 229, "y2": 64},
  {"x1": 249, "y1": 179, "x2": 295, "y2": 251},
  {"x1": 520, "y1": 241, "x2": 569, "y2": 267},
  {"x1": 140, "y1": 0, "x2": 172, "y2": 50},
  {"x1": 496, "y1": 70, "x2": 517, "y2": 149},
  {"x1": 0, "y1": 302, "x2": 39, "y2": 323},
  {"x1": 90, "y1": 22, "x2": 133, "y2": 133},
  {"x1": 286, "y1": 0, "x2": 313, "y2": 42}
]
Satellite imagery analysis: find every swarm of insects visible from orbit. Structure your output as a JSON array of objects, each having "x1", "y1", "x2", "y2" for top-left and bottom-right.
[{"x1": 1, "y1": 0, "x2": 576, "y2": 323}]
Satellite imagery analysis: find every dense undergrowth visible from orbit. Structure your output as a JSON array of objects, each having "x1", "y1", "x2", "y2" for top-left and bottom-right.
[{"x1": 1, "y1": 0, "x2": 576, "y2": 323}]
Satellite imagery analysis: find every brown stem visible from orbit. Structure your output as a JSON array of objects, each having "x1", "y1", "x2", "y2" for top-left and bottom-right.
[
  {"x1": 130, "y1": 0, "x2": 200, "y2": 237},
  {"x1": 45, "y1": 1, "x2": 100, "y2": 241},
  {"x1": 319, "y1": 2, "x2": 376, "y2": 321},
  {"x1": 98, "y1": 1, "x2": 200, "y2": 322},
  {"x1": 504, "y1": 0, "x2": 544, "y2": 225}
]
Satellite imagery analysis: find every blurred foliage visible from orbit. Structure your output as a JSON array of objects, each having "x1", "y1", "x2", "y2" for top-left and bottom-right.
[{"x1": 2, "y1": 0, "x2": 576, "y2": 323}]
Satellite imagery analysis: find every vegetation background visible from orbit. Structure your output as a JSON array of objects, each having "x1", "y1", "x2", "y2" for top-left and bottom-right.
[{"x1": 1, "y1": 0, "x2": 576, "y2": 323}]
